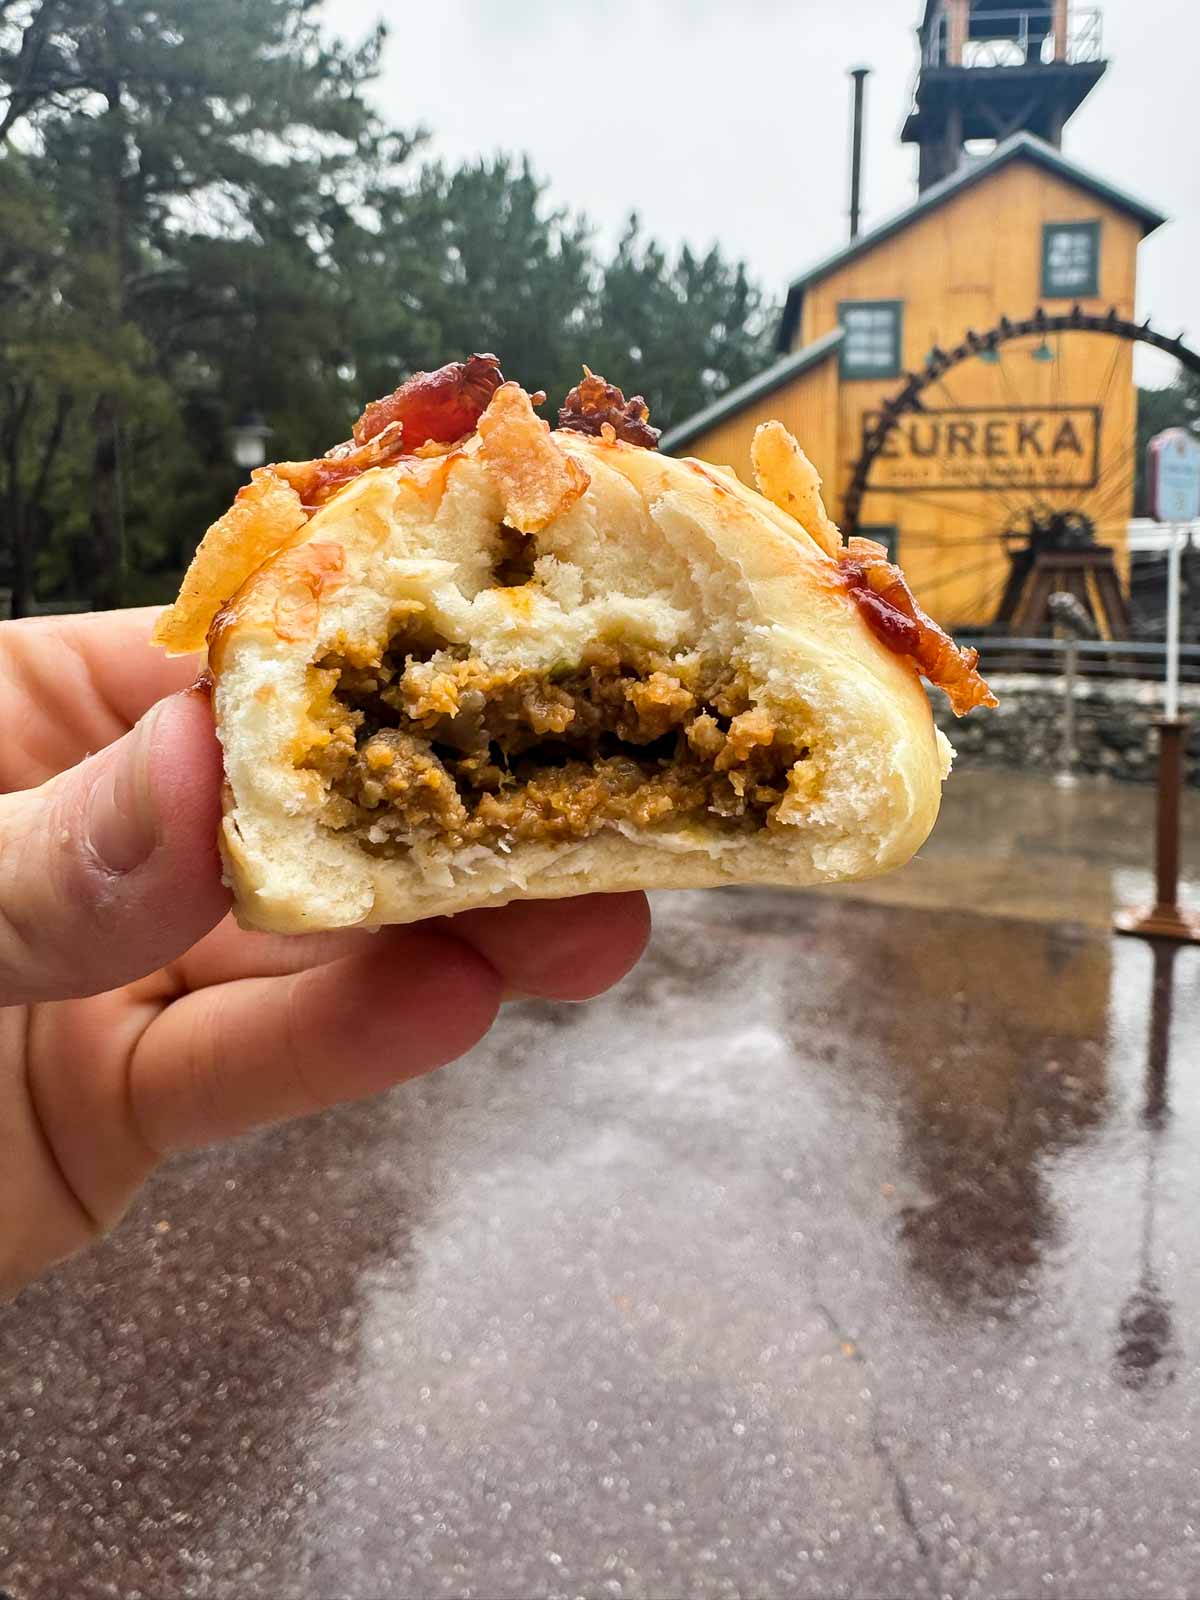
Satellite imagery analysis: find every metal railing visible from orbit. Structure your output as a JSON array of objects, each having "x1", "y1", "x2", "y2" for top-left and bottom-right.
[
  {"x1": 924, "y1": 6, "x2": 1104, "y2": 68},
  {"x1": 946, "y1": 633, "x2": 1197, "y2": 786},
  {"x1": 957, "y1": 634, "x2": 1200, "y2": 686}
]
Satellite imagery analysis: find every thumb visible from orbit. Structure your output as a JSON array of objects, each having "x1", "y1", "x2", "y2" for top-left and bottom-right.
[{"x1": 0, "y1": 688, "x2": 230, "y2": 1004}]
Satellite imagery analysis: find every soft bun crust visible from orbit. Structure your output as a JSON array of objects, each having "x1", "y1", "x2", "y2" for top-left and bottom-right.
[{"x1": 166, "y1": 387, "x2": 954, "y2": 932}]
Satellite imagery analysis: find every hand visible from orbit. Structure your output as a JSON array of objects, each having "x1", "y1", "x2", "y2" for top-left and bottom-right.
[{"x1": 0, "y1": 609, "x2": 650, "y2": 1297}]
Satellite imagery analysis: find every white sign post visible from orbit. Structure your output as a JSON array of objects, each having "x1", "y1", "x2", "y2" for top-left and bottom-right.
[
  {"x1": 1149, "y1": 428, "x2": 1200, "y2": 524},
  {"x1": 1149, "y1": 428, "x2": 1200, "y2": 720},
  {"x1": 1166, "y1": 528, "x2": 1182, "y2": 720},
  {"x1": 1116, "y1": 427, "x2": 1200, "y2": 942}
]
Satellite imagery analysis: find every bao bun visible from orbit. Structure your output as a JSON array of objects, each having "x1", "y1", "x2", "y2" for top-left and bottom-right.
[{"x1": 156, "y1": 369, "x2": 989, "y2": 933}]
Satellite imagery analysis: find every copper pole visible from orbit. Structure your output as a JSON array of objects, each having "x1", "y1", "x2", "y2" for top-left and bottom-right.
[
  {"x1": 1116, "y1": 716, "x2": 1200, "y2": 943},
  {"x1": 1155, "y1": 719, "x2": 1184, "y2": 913},
  {"x1": 947, "y1": 0, "x2": 969, "y2": 65},
  {"x1": 1052, "y1": 0, "x2": 1070, "y2": 62}
]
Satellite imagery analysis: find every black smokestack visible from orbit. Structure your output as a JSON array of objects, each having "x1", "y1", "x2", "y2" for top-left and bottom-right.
[{"x1": 849, "y1": 66, "x2": 870, "y2": 241}]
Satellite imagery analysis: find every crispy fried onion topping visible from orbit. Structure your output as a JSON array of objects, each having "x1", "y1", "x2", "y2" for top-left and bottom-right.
[
  {"x1": 152, "y1": 468, "x2": 309, "y2": 656},
  {"x1": 751, "y1": 421, "x2": 842, "y2": 559},
  {"x1": 558, "y1": 369, "x2": 660, "y2": 449},
  {"x1": 840, "y1": 537, "x2": 998, "y2": 716},
  {"x1": 478, "y1": 383, "x2": 591, "y2": 533},
  {"x1": 353, "y1": 353, "x2": 504, "y2": 450},
  {"x1": 207, "y1": 540, "x2": 348, "y2": 668}
]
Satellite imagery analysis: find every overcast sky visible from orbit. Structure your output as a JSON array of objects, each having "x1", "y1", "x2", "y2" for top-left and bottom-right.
[{"x1": 325, "y1": 0, "x2": 1197, "y2": 386}]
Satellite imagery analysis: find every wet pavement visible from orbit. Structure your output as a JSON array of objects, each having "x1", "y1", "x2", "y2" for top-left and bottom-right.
[
  {"x1": 3, "y1": 772, "x2": 1200, "y2": 1599},
  {"x1": 825, "y1": 768, "x2": 1200, "y2": 933}
]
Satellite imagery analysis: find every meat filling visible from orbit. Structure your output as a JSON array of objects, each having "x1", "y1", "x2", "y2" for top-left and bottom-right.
[{"x1": 299, "y1": 630, "x2": 814, "y2": 853}]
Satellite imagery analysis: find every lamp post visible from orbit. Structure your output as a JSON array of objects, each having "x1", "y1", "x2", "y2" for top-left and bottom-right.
[
  {"x1": 227, "y1": 410, "x2": 273, "y2": 471},
  {"x1": 1047, "y1": 590, "x2": 1096, "y2": 788}
]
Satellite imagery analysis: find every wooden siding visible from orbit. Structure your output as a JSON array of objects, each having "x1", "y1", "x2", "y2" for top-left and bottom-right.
[
  {"x1": 669, "y1": 155, "x2": 1142, "y2": 628},
  {"x1": 670, "y1": 349, "x2": 840, "y2": 495}
]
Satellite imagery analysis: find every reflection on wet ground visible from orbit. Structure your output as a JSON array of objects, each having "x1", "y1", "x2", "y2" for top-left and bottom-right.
[
  {"x1": 3, "y1": 774, "x2": 1200, "y2": 1598},
  {"x1": 825, "y1": 767, "x2": 1200, "y2": 930}
]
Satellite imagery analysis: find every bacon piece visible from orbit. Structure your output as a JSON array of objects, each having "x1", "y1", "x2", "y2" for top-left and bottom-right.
[
  {"x1": 558, "y1": 369, "x2": 660, "y2": 450},
  {"x1": 839, "y1": 537, "x2": 997, "y2": 716},
  {"x1": 278, "y1": 356, "x2": 506, "y2": 510},
  {"x1": 275, "y1": 423, "x2": 411, "y2": 510},
  {"x1": 353, "y1": 354, "x2": 504, "y2": 449}
]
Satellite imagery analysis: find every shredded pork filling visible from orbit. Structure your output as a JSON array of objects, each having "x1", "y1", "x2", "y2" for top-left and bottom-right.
[{"x1": 299, "y1": 630, "x2": 815, "y2": 853}]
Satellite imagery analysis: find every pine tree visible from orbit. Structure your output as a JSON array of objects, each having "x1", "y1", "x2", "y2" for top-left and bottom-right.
[
  {"x1": 1, "y1": 0, "x2": 407, "y2": 607},
  {"x1": 352, "y1": 156, "x2": 594, "y2": 409},
  {"x1": 1, "y1": 5, "x2": 777, "y2": 612},
  {"x1": 590, "y1": 217, "x2": 776, "y2": 432}
]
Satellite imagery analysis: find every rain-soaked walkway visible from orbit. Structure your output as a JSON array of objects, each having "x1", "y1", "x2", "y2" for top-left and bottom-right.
[{"x1": 3, "y1": 772, "x2": 1200, "y2": 1600}]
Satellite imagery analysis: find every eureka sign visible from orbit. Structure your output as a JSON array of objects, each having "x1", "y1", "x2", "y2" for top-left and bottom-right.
[{"x1": 863, "y1": 406, "x2": 1101, "y2": 494}]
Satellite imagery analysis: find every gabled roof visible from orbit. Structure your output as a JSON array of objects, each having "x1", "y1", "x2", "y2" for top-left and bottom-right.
[
  {"x1": 659, "y1": 326, "x2": 844, "y2": 454},
  {"x1": 776, "y1": 131, "x2": 1167, "y2": 350}
]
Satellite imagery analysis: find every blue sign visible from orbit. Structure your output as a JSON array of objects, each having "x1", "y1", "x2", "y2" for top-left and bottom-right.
[{"x1": 1149, "y1": 428, "x2": 1200, "y2": 523}]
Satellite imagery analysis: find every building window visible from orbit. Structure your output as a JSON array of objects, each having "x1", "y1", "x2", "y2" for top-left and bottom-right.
[
  {"x1": 859, "y1": 525, "x2": 899, "y2": 562},
  {"x1": 1042, "y1": 221, "x2": 1100, "y2": 298},
  {"x1": 838, "y1": 301, "x2": 903, "y2": 379}
]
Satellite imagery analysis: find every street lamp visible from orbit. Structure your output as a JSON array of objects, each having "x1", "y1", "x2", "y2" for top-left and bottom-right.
[
  {"x1": 1047, "y1": 589, "x2": 1098, "y2": 788},
  {"x1": 228, "y1": 410, "x2": 273, "y2": 470}
]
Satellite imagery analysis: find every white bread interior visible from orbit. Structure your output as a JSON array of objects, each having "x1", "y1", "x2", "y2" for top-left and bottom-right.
[{"x1": 210, "y1": 428, "x2": 953, "y2": 933}]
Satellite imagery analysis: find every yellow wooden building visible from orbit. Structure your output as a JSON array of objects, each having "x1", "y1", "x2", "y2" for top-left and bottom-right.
[{"x1": 661, "y1": 3, "x2": 1166, "y2": 631}]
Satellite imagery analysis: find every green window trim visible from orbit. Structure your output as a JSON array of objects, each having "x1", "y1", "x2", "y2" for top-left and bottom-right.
[
  {"x1": 838, "y1": 299, "x2": 904, "y2": 380},
  {"x1": 1041, "y1": 220, "x2": 1101, "y2": 299},
  {"x1": 858, "y1": 524, "x2": 899, "y2": 562}
]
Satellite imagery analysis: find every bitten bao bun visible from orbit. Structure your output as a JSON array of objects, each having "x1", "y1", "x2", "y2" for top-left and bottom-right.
[{"x1": 155, "y1": 359, "x2": 993, "y2": 932}]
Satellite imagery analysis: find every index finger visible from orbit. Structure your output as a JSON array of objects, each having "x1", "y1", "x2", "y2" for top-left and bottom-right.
[
  {"x1": 0, "y1": 607, "x2": 198, "y2": 789},
  {"x1": 129, "y1": 927, "x2": 503, "y2": 1151}
]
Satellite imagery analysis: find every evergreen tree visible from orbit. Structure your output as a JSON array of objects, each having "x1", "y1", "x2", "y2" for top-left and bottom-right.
[
  {"x1": 1, "y1": 3, "x2": 776, "y2": 613},
  {"x1": 590, "y1": 217, "x2": 776, "y2": 432},
  {"x1": 356, "y1": 156, "x2": 595, "y2": 408},
  {"x1": 0, "y1": 146, "x2": 85, "y2": 614},
  {"x1": 1, "y1": 0, "x2": 405, "y2": 607}
]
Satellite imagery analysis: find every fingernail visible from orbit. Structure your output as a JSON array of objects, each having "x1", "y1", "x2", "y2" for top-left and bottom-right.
[{"x1": 85, "y1": 703, "x2": 165, "y2": 875}]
